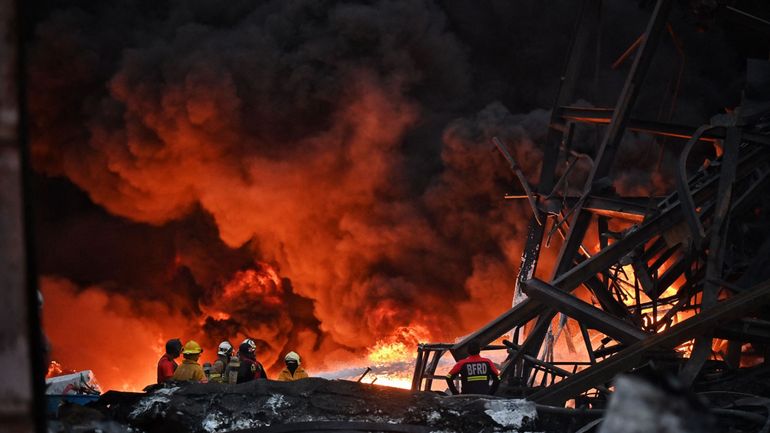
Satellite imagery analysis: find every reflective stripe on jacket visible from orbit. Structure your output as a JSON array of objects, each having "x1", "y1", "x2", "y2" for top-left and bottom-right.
[
  {"x1": 447, "y1": 354, "x2": 499, "y2": 394},
  {"x1": 209, "y1": 357, "x2": 228, "y2": 383}
]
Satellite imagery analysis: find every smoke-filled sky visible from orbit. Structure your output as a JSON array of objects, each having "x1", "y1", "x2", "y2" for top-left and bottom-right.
[{"x1": 27, "y1": 0, "x2": 765, "y2": 390}]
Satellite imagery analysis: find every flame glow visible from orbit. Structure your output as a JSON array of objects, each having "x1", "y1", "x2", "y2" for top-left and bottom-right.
[
  {"x1": 370, "y1": 374, "x2": 414, "y2": 389},
  {"x1": 359, "y1": 326, "x2": 432, "y2": 389},
  {"x1": 46, "y1": 360, "x2": 71, "y2": 378},
  {"x1": 367, "y1": 326, "x2": 430, "y2": 365}
]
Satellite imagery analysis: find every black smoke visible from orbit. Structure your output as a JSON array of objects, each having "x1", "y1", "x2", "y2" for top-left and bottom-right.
[{"x1": 27, "y1": 0, "x2": 767, "y2": 376}]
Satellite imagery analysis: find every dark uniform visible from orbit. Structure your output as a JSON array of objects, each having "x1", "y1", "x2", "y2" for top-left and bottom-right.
[
  {"x1": 446, "y1": 354, "x2": 500, "y2": 395},
  {"x1": 209, "y1": 355, "x2": 229, "y2": 383},
  {"x1": 237, "y1": 355, "x2": 267, "y2": 383}
]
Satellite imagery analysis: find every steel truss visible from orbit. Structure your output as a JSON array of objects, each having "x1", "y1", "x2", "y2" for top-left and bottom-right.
[{"x1": 411, "y1": 0, "x2": 770, "y2": 408}]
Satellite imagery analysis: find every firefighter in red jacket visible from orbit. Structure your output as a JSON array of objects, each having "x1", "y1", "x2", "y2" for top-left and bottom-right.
[
  {"x1": 157, "y1": 338, "x2": 183, "y2": 383},
  {"x1": 445, "y1": 340, "x2": 500, "y2": 395}
]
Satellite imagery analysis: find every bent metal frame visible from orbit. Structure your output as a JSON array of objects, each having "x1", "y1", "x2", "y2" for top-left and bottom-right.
[{"x1": 411, "y1": 0, "x2": 770, "y2": 406}]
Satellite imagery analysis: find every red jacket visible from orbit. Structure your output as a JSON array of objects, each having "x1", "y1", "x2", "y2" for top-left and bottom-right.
[
  {"x1": 447, "y1": 354, "x2": 500, "y2": 394},
  {"x1": 157, "y1": 354, "x2": 178, "y2": 383}
]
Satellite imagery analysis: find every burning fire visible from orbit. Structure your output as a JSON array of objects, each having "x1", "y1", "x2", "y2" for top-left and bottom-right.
[
  {"x1": 367, "y1": 373, "x2": 413, "y2": 390},
  {"x1": 43, "y1": 272, "x2": 438, "y2": 391},
  {"x1": 46, "y1": 360, "x2": 73, "y2": 378},
  {"x1": 367, "y1": 326, "x2": 430, "y2": 364},
  {"x1": 362, "y1": 326, "x2": 431, "y2": 389},
  {"x1": 43, "y1": 276, "x2": 201, "y2": 391}
]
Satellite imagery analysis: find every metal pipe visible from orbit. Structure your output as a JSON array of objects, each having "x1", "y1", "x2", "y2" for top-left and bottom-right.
[
  {"x1": 611, "y1": 33, "x2": 643, "y2": 70},
  {"x1": 357, "y1": 367, "x2": 372, "y2": 383},
  {"x1": 675, "y1": 124, "x2": 717, "y2": 244},
  {"x1": 493, "y1": 137, "x2": 541, "y2": 226}
]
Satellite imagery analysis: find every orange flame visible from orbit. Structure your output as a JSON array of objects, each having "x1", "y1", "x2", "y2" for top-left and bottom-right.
[
  {"x1": 46, "y1": 360, "x2": 75, "y2": 378},
  {"x1": 369, "y1": 373, "x2": 414, "y2": 389},
  {"x1": 358, "y1": 326, "x2": 432, "y2": 389},
  {"x1": 368, "y1": 325, "x2": 431, "y2": 365}
]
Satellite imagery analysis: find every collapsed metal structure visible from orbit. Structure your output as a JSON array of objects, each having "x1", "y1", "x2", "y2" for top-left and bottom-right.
[{"x1": 412, "y1": 0, "x2": 770, "y2": 408}]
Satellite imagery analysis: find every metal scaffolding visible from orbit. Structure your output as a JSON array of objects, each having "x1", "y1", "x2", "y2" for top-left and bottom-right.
[{"x1": 412, "y1": 0, "x2": 770, "y2": 409}]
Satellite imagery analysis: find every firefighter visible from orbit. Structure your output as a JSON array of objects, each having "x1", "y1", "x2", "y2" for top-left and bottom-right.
[
  {"x1": 157, "y1": 338, "x2": 183, "y2": 383},
  {"x1": 172, "y1": 340, "x2": 208, "y2": 383},
  {"x1": 445, "y1": 340, "x2": 500, "y2": 395},
  {"x1": 209, "y1": 341, "x2": 233, "y2": 383},
  {"x1": 277, "y1": 351, "x2": 309, "y2": 381},
  {"x1": 237, "y1": 338, "x2": 268, "y2": 383}
]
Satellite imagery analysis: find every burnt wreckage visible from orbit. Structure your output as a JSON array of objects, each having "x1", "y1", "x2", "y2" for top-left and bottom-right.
[{"x1": 413, "y1": 0, "x2": 770, "y2": 411}]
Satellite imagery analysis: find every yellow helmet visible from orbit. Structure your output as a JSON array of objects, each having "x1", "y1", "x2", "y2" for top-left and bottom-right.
[{"x1": 182, "y1": 340, "x2": 203, "y2": 354}]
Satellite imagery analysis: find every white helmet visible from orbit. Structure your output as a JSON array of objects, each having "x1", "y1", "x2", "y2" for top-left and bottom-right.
[
  {"x1": 241, "y1": 338, "x2": 257, "y2": 353},
  {"x1": 217, "y1": 341, "x2": 233, "y2": 356},
  {"x1": 285, "y1": 351, "x2": 301, "y2": 365}
]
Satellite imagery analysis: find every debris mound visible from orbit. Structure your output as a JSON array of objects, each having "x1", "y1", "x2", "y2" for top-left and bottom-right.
[{"x1": 77, "y1": 379, "x2": 537, "y2": 433}]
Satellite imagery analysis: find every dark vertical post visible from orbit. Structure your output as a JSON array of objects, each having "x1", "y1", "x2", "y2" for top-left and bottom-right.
[
  {"x1": 0, "y1": 0, "x2": 44, "y2": 431},
  {"x1": 725, "y1": 341, "x2": 742, "y2": 370},
  {"x1": 579, "y1": 322, "x2": 597, "y2": 364},
  {"x1": 422, "y1": 350, "x2": 445, "y2": 392},
  {"x1": 512, "y1": 0, "x2": 601, "y2": 318},
  {"x1": 410, "y1": 347, "x2": 425, "y2": 392}
]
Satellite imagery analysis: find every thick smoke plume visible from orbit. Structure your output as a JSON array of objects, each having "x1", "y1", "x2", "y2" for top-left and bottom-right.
[
  {"x1": 29, "y1": 0, "x2": 751, "y2": 388},
  {"x1": 31, "y1": 0, "x2": 531, "y2": 386}
]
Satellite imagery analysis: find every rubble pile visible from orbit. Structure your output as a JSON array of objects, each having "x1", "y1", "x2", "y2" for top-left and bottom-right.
[
  {"x1": 53, "y1": 379, "x2": 540, "y2": 433},
  {"x1": 48, "y1": 373, "x2": 770, "y2": 432}
]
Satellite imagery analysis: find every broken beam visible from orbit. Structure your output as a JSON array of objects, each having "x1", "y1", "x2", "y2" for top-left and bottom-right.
[
  {"x1": 529, "y1": 277, "x2": 770, "y2": 405},
  {"x1": 523, "y1": 278, "x2": 648, "y2": 344},
  {"x1": 557, "y1": 106, "x2": 770, "y2": 145}
]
